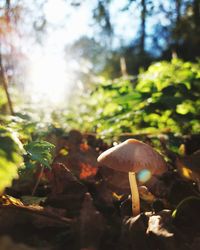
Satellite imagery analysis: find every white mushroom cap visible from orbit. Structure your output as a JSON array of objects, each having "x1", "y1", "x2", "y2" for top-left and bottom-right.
[{"x1": 97, "y1": 139, "x2": 167, "y2": 176}]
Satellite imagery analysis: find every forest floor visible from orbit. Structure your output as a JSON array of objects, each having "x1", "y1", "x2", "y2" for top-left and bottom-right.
[{"x1": 0, "y1": 130, "x2": 200, "y2": 250}]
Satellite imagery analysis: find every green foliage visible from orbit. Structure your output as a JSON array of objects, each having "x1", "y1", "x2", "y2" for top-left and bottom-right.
[
  {"x1": 66, "y1": 59, "x2": 200, "y2": 139},
  {"x1": 0, "y1": 114, "x2": 37, "y2": 142},
  {"x1": 0, "y1": 59, "x2": 199, "y2": 193},
  {"x1": 0, "y1": 113, "x2": 55, "y2": 193},
  {"x1": 0, "y1": 125, "x2": 24, "y2": 193},
  {"x1": 24, "y1": 141, "x2": 55, "y2": 168}
]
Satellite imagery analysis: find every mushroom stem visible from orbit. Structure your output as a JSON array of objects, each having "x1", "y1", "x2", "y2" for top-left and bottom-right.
[{"x1": 128, "y1": 172, "x2": 140, "y2": 216}]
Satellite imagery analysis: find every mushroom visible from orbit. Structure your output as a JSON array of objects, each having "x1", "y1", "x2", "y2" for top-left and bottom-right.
[{"x1": 97, "y1": 139, "x2": 167, "y2": 216}]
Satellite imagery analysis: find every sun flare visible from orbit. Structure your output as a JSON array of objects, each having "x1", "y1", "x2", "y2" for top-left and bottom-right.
[{"x1": 28, "y1": 53, "x2": 73, "y2": 105}]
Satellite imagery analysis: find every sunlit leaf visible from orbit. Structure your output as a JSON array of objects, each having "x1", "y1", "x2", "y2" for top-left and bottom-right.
[
  {"x1": 176, "y1": 102, "x2": 195, "y2": 115},
  {"x1": 0, "y1": 126, "x2": 24, "y2": 194},
  {"x1": 65, "y1": 59, "x2": 200, "y2": 138},
  {"x1": 24, "y1": 141, "x2": 55, "y2": 168}
]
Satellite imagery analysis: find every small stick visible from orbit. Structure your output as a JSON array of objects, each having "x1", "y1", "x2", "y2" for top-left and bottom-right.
[
  {"x1": 32, "y1": 165, "x2": 44, "y2": 196},
  {"x1": 120, "y1": 57, "x2": 128, "y2": 77}
]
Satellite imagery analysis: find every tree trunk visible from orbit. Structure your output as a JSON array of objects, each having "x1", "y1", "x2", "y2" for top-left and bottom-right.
[
  {"x1": 175, "y1": 0, "x2": 181, "y2": 24},
  {"x1": 140, "y1": 0, "x2": 146, "y2": 55},
  {"x1": 193, "y1": 0, "x2": 200, "y2": 29}
]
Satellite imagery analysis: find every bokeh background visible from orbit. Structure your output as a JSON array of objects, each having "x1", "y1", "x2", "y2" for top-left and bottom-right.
[{"x1": 0, "y1": 0, "x2": 199, "y2": 138}]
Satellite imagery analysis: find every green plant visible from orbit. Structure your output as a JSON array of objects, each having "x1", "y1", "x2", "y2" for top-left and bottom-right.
[
  {"x1": 66, "y1": 59, "x2": 200, "y2": 141},
  {"x1": 0, "y1": 113, "x2": 55, "y2": 195},
  {"x1": 24, "y1": 140, "x2": 55, "y2": 195},
  {"x1": 24, "y1": 140, "x2": 55, "y2": 169},
  {"x1": 0, "y1": 125, "x2": 24, "y2": 193}
]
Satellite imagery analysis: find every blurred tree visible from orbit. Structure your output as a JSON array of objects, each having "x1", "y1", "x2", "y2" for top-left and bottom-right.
[
  {"x1": 122, "y1": 0, "x2": 149, "y2": 55},
  {"x1": 96, "y1": 0, "x2": 200, "y2": 76},
  {"x1": 66, "y1": 36, "x2": 110, "y2": 86},
  {"x1": 92, "y1": 0, "x2": 150, "y2": 55},
  {"x1": 140, "y1": 0, "x2": 146, "y2": 55},
  {"x1": 93, "y1": 0, "x2": 113, "y2": 43},
  {"x1": 1, "y1": 0, "x2": 200, "y2": 91},
  {"x1": 158, "y1": 0, "x2": 200, "y2": 60},
  {"x1": 0, "y1": 0, "x2": 15, "y2": 114}
]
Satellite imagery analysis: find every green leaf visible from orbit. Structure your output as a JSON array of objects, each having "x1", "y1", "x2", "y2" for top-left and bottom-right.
[
  {"x1": 24, "y1": 141, "x2": 55, "y2": 168},
  {"x1": 0, "y1": 126, "x2": 24, "y2": 194},
  {"x1": 113, "y1": 92, "x2": 142, "y2": 103},
  {"x1": 21, "y1": 196, "x2": 47, "y2": 205},
  {"x1": 176, "y1": 101, "x2": 195, "y2": 115}
]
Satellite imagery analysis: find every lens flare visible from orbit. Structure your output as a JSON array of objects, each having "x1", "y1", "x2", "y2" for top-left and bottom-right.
[{"x1": 137, "y1": 169, "x2": 152, "y2": 183}]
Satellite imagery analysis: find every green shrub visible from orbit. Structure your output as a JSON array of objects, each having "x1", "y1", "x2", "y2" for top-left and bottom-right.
[
  {"x1": 66, "y1": 59, "x2": 200, "y2": 139},
  {"x1": 0, "y1": 126, "x2": 24, "y2": 193}
]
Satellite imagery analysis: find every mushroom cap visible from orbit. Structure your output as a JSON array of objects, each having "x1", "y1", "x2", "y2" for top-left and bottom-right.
[{"x1": 97, "y1": 139, "x2": 167, "y2": 176}]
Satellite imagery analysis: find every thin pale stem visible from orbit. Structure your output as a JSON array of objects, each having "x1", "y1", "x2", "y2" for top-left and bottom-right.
[
  {"x1": 129, "y1": 171, "x2": 140, "y2": 216},
  {"x1": 32, "y1": 165, "x2": 44, "y2": 196}
]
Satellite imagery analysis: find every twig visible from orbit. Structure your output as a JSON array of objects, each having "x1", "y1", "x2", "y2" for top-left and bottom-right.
[
  {"x1": 32, "y1": 164, "x2": 44, "y2": 196},
  {"x1": 0, "y1": 50, "x2": 14, "y2": 115}
]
